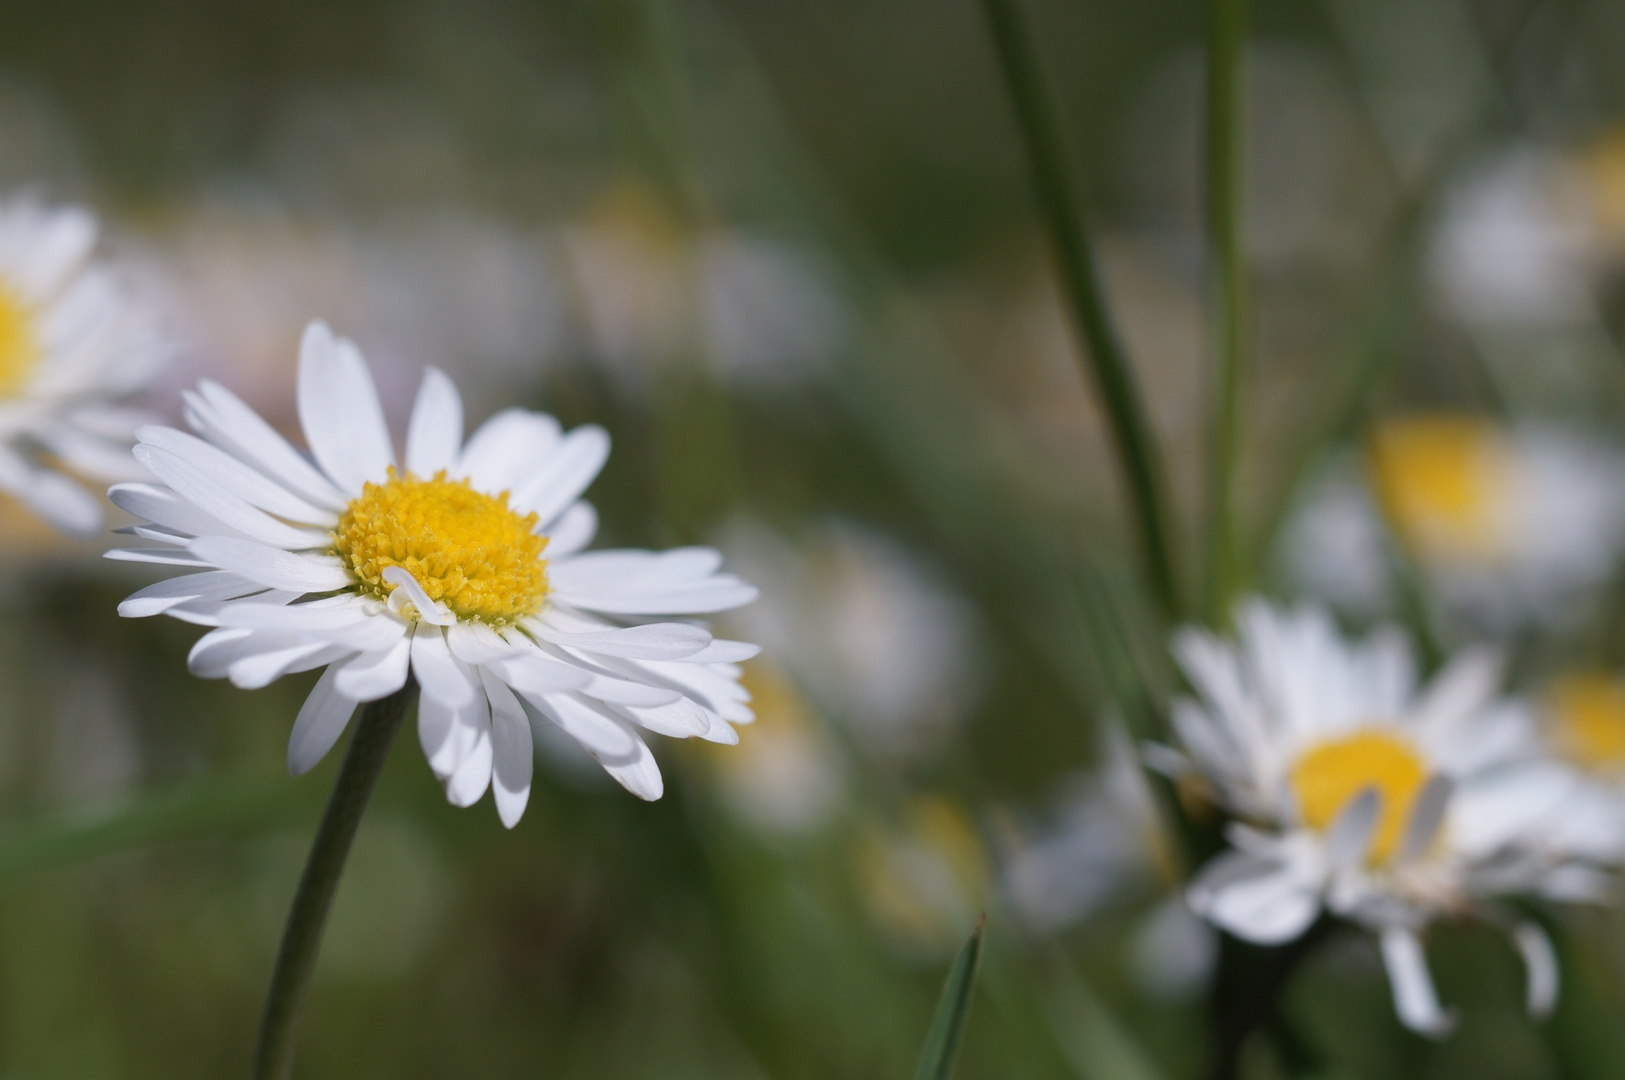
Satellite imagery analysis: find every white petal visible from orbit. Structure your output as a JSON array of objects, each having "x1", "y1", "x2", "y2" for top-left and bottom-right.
[
  {"x1": 135, "y1": 426, "x2": 331, "y2": 524},
  {"x1": 106, "y1": 547, "x2": 211, "y2": 567},
  {"x1": 1411, "y1": 646, "x2": 1502, "y2": 740},
  {"x1": 405, "y1": 367, "x2": 463, "y2": 477},
  {"x1": 542, "y1": 501, "x2": 597, "y2": 558},
  {"x1": 189, "y1": 536, "x2": 352, "y2": 592},
  {"x1": 482, "y1": 670, "x2": 533, "y2": 828},
  {"x1": 109, "y1": 482, "x2": 245, "y2": 540},
  {"x1": 118, "y1": 570, "x2": 267, "y2": 618},
  {"x1": 1394, "y1": 775, "x2": 1454, "y2": 865},
  {"x1": 334, "y1": 637, "x2": 413, "y2": 702},
  {"x1": 1380, "y1": 927, "x2": 1457, "y2": 1038},
  {"x1": 444, "y1": 692, "x2": 494, "y2": 807},
  {"x1": 0, "y1": 445, "x2": 102, "y2": 537},
  {"x1": 188, "y1": 381, "x2": 347, "y2": 510},
  {"x1": 682, "y1": 639, "x2": 760, "y2": 663},
  {"x1": 532, "y1": 620, "x2": 711, "y2": 660},
  {"x1": 410, "y1": 626, "x2": 478, "y2": 707},
  {"x1": 526, "y1": 692, "x2": 663, "y2": 800},
  {"x1": 134, "y1": 444, "x2": 330, "y2": 549},
  {"x1": 458, "y1": 409, "x2": 561, "y2": 493},
  {"x1": 34, "y1": 423, "x2": 146, "y2": 483},
  {"x1": 287, "y1": 665, "x2": 359, "y2": 776},
  {"x1": 1188, "y1": 851, "x2": 1321, "y2": 945},
  {"x1": 297, "y1": 321, "x2": 393, "y2": 495},
  {"x1": 488, "y1": 652, "x2": 593, "y2": 695},
  {"x1": 1513, "y1": 922, "x2": 1559, "y2": 1019},
  {"x1": 381, "y1": 566, "x2": 455, "y2": 625},
  {"x1": 230, "y1": 641, "x2": 346, "y2": 690},
  {"x1": 512, "y1": 425, "x2": 609, "y2": 525},
  {"x1": 551, "y1": 575, "x2": 759, "y2": 616},
  {"x1": 1324, "y1": 787, "x2": 1380, "y2": 869}
]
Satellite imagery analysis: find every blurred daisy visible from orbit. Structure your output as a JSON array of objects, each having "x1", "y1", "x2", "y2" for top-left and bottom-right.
[
  {"x1": 1284, "y1": 416, "x2": 1625, "y2": 630},
  {"x1": 858, "y1": 796, "x2": 989, "y2": 957},
  {"x1": 0, "y1": 197, "x2": 167, "y2": 536},
  {"x1": 110, "y1": 320, "x2": 759, "y2": 826},
  {"x1": 1166, "y1": 600, "x2": 1606, "y2": 1035},
  {"x1": 705, "y1": 661, "x2": 844, "y2": 835},
  {"x1": 1533, "y1": 673, "x2": 1625, "y2": 864},
  {"x1": 1000, "y1": 725, "x2": 1217, "y2": 998}
]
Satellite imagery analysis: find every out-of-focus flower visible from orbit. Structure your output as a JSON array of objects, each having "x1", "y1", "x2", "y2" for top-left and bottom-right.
[
  {"x1": 720, "y1": 519, "x2": 983, "y2": 762},
  {"x1": 561, "y1": 184, "x2": 845, "y2": 389},
  {"x1": 1534, "y1": 673, "x2": 1625, "y2": 864},
  {"x1": 1430, "y1": 149, "x2": 1594, "y2": 327},
  {"x1": 0, "y1": 197, "x2": 167, "y2": 536},
  {"x1": 1002, "y1": 726, "x2": 1172, "y2": 935},
  {"x1": 857, "y1": 796, "x2": 989, "y2": 956},
  {"x1": 1283, "y1": 416, "x2": 1625, "y2": 630},
  {"x1": 704, "y1": 660, "x2": 844, "y2": 835},
  {"x1": 110, "y1": 320, "x2": 759, "y2": 825},
  {"x1": 1165, "y1": 600, "x2": 1609, "y2": 1036},
  {"x1": 999, "y1": 724, "x2": 1217, "y2": 999},
  {"x1": 130, "y1": 204, "x2": 565, "y2": 429}
]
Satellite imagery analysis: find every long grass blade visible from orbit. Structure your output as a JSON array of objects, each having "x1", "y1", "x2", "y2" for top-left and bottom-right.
[{"x1": 914, "y1": 914, "x2": 987, "y2": 1080}]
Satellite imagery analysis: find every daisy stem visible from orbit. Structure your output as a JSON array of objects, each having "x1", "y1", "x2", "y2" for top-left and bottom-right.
[
  {"x1": 251, "y1": 683, "x2": 417, "y2": 1080},
  {"x1": 1204, "y1": 0, "x2": 1250, "y2": 627},
  {"x1": 979, "y1": 0, "x2": 1181, "y2": 620}
]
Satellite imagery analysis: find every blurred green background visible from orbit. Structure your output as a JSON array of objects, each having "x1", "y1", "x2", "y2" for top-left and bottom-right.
[{"x1": 1, "y1": 0, "x2": 1625, "y2": 1077}]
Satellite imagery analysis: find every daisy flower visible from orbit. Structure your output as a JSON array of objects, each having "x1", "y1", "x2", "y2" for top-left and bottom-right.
[
  {"x1": 110, "y1": 320, "x2": 759, "y2": 826},
  {"x1": 1166, "y1": 600, "x2": 1608, "y2": 1035},
  {"x1": 0, "y1": 196, "x2": 167, "y2": 536},
  {"x1": 1283, "y1": 416, "x2": 1625, "y2": 631},
  {"x1": 1533, "y1": 673, "x2": 1625, "y2": 864}
]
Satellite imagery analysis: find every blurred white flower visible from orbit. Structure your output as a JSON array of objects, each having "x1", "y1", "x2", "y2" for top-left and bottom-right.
[
  {"x1": 1430, "y1": 149, "x2": 1594, "y2": 326},
  {"x1": 561, "y1": 186, "x2": 845, "y2": 389},
  {"x1": 1166, "y1": 600, "x2": 1610, "y2": 1036},
  {"x1": 1001, "y1": 726, "x2": 1169, "y2": 935},
  {"x1": 706, "y1": 661, "x2": 844, "y2": 835},
  {"x1": 720, "y1": 518, "x2": 983, "y2": 761},
  {"x1": 0, "y1": 197, "x2": 167, "y2": 536},
  {"x1": 1533, "y1": 673, "x2": 1625, "y2": 865},
  {"x1": 857, "y1": 796, "x2": 989, "y2": 957},
  {"x1": 1283, "y1": 417, "x2": 1625, "y2": 630},
  {"x1": 111, "y1": 321, "x2": 759, "y2": 825}
]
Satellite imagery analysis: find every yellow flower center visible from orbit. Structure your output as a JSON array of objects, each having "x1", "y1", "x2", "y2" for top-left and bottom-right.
[
  {"x1": 1367, "y1": 416, "x2": 1507, "y2": 560},
  {"x1": 1289, "y1": 730, "x2": 1428, "y2": 863},
  {"x1": 1548, "y1": 673, "x2": 1625, "y2": 772},
  {"x1": 333, "y1": 469, "x2": 548, "y2": 623},
  {"x1": 0, "y1": 285, "x2": 40, "y2": 397}
]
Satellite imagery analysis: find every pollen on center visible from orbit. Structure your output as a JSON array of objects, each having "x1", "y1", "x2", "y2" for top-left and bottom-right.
[
  {"x1": 334, "y1": 468, "x2": 548, "y2": 623},
  {"x1": 0, "y1": 285, "x2": 40, "y2": 397},
  {"x1": 1289, "y1": 729, "x2": 1429, "y2": 863}
]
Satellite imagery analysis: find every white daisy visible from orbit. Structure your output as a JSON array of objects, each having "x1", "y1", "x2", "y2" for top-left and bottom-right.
[
  {"x1": 1166, "y1": 600, "x2": 1609, "y2": 1036},
  {"x1": 0, "y1": 196, "x2": 168, "y2": 536},
  {"x1": 1282, "y1": 417, "x2": 1625, "y2": 631},
  {"x1": 110, "y1": 320, "x2": 759, "y2": 826}
]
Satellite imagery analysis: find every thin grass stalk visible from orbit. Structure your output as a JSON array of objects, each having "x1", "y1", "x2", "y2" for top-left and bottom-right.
[
  {"x1": 979, "y1": 0, "x2": 1180, "y2": 619},
  {"x1": 251, "y1": 682, "x2": 417, "y2": 1080},
  {"x1": 1204, "y1": 0, "x2": 1249, "y2": 626}
]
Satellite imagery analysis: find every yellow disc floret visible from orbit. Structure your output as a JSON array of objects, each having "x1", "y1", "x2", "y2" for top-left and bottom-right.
[
  {"x1": 1290, "y1": 729, "x2": 1429, "y2": 863},
  {"x1": 0, "y1": 284, "x2": 40, "y2": 397},
  {"x1": 1548, "y1": 673, "x2": 1625, "y2": 773},
  {"x1": 334, "y1": 469, "x2": 548, "y2": 623},
  {"x1": 1367, "y1": 415, "x2": 1508, "y2": 561}
]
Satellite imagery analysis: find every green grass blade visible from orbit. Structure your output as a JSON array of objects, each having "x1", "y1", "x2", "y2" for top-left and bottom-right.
[
  {"x1": 979, "y1": 0, "x2": 1181, "y2": 620},
  {"x1": 914, "y1": 914, "x2": 987, "y2": 1080}
]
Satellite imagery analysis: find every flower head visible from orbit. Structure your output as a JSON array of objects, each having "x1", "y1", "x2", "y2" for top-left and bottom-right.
[
  {"x1": 1166, "y1": 600, "x2": 1609, "y2": 1035},
  {"x1": 111, "y1": 320, "x2": 759, "y2": 825},
  {"x1": 0, "y1": 197, "x2": 167, "y2": 536}
]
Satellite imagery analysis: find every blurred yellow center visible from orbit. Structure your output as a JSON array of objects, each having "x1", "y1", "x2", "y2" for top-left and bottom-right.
[
  {"x1": 1548, "y1": 673, "x2": 1625, "y2": 771},
  {"x1": 0, "y1": 286, "x2": 39, "y2": 397},
  {"x1": 334, "y1": 469, "x2": 548, "y2": 623},
  {"x1": 1289, "y1": 730, "x2": 1427, "y2": 862},
  {"x1": 1367, "y1": 416, "x2": 1506, "y2": 559}
]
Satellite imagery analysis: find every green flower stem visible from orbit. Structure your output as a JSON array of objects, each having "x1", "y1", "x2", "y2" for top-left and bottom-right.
[
  {"x1": 252, "y1": 682, "x2": 417, "y2": 1080},
  {"x1": 979, "y1": 0, "x2": 1181, "y2": 619},
  {"x1": 1204, "y1": 0, "x2": 1249, "y2": 626}
]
